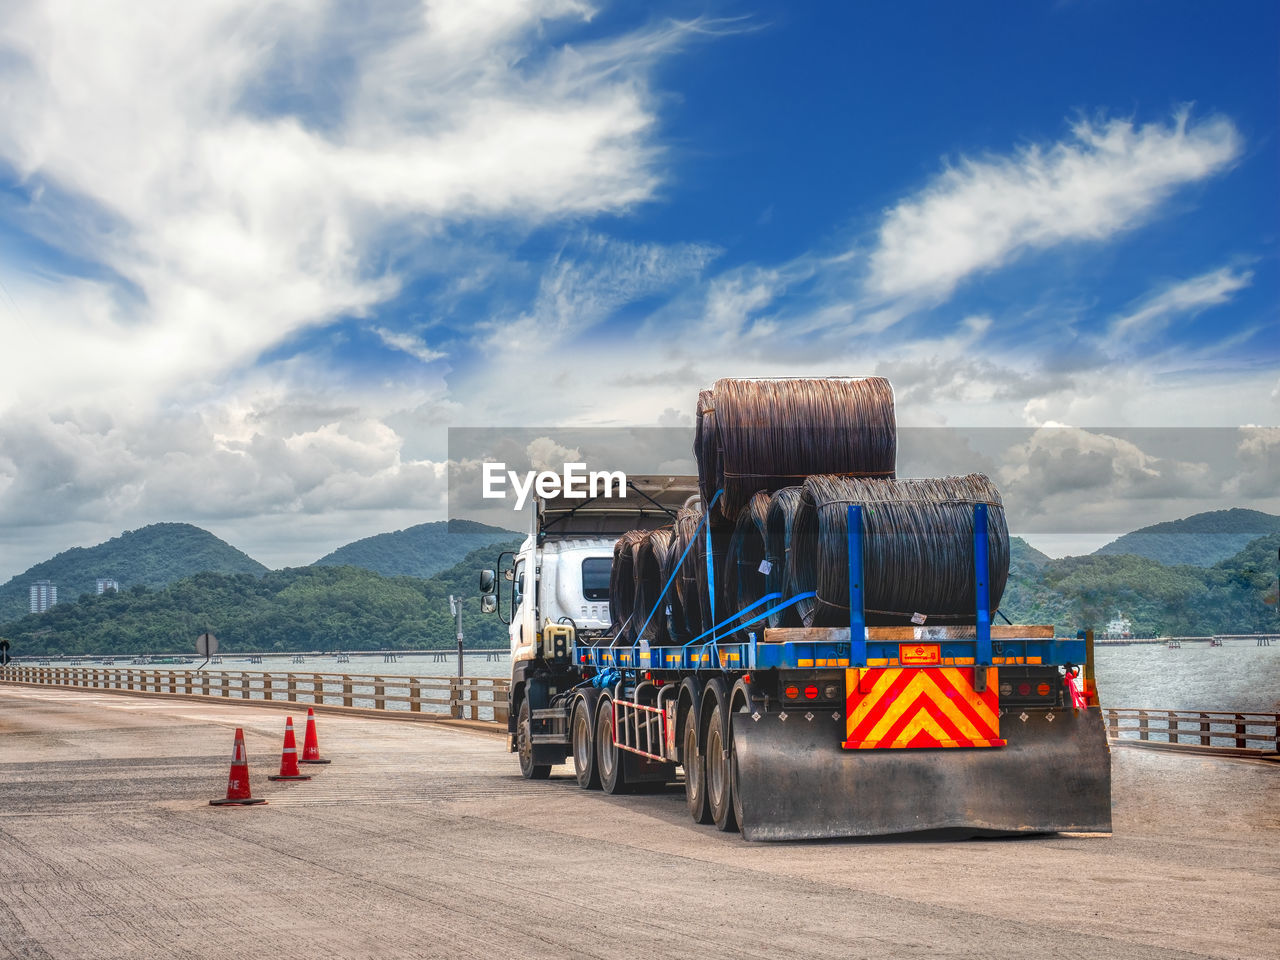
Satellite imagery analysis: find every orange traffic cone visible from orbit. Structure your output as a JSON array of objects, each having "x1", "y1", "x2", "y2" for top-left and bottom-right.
[
  {"x1": 268, "y1": 717, "x2": 312, "y2": 781},
  {"x1": 210, "y1": 728, "x2": 266, "y2": 806},
  {"x1": 300, "y1": 707, "x2": 330, "y2": 764}
]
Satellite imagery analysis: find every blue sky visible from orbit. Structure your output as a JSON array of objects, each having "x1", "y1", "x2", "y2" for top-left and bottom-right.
[{"x1": 0, "y1": 0, "x2": 1276, "y2": 577}]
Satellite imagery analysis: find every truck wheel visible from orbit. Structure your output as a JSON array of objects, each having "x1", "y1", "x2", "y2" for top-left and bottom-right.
[
  {"x1": 704, "y1": 702, "x2": 738, "y2": 832},
  {"x1": 596, "y1": 698, "x2": 629, "y2": 795},
  {"x1": 572, "y1": 699, "x2": 600, "y2": 790},
  {"x1": 517, "y1": 698, "x2": 551, "y2": 780},
  {"x1": 682, "y1": 701, "x2": 712, "y2": 823}
]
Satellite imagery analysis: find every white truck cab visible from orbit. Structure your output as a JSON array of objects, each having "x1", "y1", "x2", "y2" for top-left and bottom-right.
[{"x1": 480, "y1": 475, "x2": 699, "y2": 747}]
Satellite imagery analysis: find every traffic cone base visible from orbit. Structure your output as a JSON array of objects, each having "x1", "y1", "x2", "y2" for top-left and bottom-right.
[
  {"x1": 270, "y1": 717, "x2": 312, "y2": 781},
  {"x1": 211, "y1": 728, "x2": 266, "y2": 806},
  {"x1": 300, "y1": 707, "x2": 330, "y2": 763}
]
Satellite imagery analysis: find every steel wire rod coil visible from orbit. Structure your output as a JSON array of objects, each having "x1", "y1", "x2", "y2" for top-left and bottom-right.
[
  {"x1": 660, "y1": 519, "x2": 693, "y2": 642},
  {"x1": 609, "y1": 529, "x2": 649, "y2": 644},
  {"x1": 693, "y1": 522, "x2": 734, "y2": 641},
  {"x1": 694, "y1": 377, "x2": 897, "y2": 521},
  {"x1": 673, "y1": 500, "x2": 706, "y2": 639},
  {"x1": 763, "y1": 486, "x2": 805, "y2": 627},
  {"x1": 789, "y1": 474, "x2": 1009, "y2": 627},
  {"x1": 694, "y1": 390, "x2": 725, "y2": 524},
  {"x1": 635, "y1": 527, "x2": 676, "y2": 645},
  {"x1": 723, "y1": 491, "x2": 773, "y2": 638}
]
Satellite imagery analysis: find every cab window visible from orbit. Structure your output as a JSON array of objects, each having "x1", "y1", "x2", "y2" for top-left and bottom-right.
[{"x1": 582, "y1": 557, "x2": 611, "y2": 601}]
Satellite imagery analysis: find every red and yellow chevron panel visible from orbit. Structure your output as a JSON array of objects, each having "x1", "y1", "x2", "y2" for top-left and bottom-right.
[{"x1": 842, "y1": 667, "x2": 1006, "y2": 749}]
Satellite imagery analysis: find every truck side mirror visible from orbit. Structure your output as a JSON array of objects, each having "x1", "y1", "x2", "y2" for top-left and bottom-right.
[
  {"x1": 479, "y1": 569, "x2": 495, "y2": 594},
  {"x1": 481, "y1": 594, "x2": 497, "y2": 614}
]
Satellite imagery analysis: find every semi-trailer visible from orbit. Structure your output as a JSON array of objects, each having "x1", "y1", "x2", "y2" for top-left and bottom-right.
[{"x1": 477, "y1": 381, "x2": 1112, "y2": 841}]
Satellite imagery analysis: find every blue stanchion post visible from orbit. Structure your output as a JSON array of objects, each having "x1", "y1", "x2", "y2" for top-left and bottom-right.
[
  {"x1": 705, "y1": 512, "x2": 716, "y2": 645},
  {"x1": 973, "y1": 503, "x2": 992, "y2": 665},
  {"x1": 847, "y1": 504, "x2": 867, "y2": 668}
]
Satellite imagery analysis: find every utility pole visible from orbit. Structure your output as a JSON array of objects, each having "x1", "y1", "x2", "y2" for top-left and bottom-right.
[{"x1": 449, "y1": 595, "x2": 464, "y2": 678}]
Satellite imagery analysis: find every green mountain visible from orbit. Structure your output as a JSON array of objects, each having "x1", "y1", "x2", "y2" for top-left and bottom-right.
[
  {"x1": 0, "y1": 523, "x2": 267, "y2": 624},
  {"x1": 1, "y1": 540, "x2": 522, "y2": 657},
  {"x1": 1092, "y1": 508, "x2": 1280, "y2": 567},
  {"x1": 1001, "y1": 532, "x2": 1280, "y2": 636},
  {"x1": 1010, "y1": 536, "x2": 1051, "y2": 569},
  {"x1": 313, "y1": 519, "x2": 519, "y2": 578}
]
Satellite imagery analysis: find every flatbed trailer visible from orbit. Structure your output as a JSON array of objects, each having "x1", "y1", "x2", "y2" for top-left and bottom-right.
[{"x1": 509, "y1": 493, "x2": 1112, "y2": 840}]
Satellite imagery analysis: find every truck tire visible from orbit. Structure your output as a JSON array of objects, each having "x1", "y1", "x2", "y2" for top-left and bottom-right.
[
  {"x1": 596, "y1": 698, "x2": 629, "y2": 795},
  {"x1": 572, "y1": 698, "x2": 600, "y2": 790},
  {"x1": 517, "y1": 698, "x2": 551, "y2": 780},
  {"x1": 730, "y1": 709, "x2": 746, "y2": 831},
  {"x1": 682, "y1": 701, "x2": 712, "y2": 823},
  {"x1": 704, "y1": 701, "x2": 738, "y2": 832}
]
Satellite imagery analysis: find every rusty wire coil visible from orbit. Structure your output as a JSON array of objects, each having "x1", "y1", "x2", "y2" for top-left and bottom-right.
[
  {"x1": 763, "y1": 486, "x2": 805, "y2": 627},
  {"x1": 609, "y1": 529, "x2": 649, "y2": 644},
  {"x1": 694, "y1": 377, "x2": 897, "y2": 522},
  {"x1": 722, "y1": 491, "x2": 772, "y2": 638},
  {"x1": 789, "y1": 474, "x2": 1009, "y2": 627},
  {"x1": 634, "y1": 527, "x2": 676, "y2": 645}
]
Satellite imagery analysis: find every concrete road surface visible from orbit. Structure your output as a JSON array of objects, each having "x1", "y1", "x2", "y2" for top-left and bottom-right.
[{"x1": 1, "y1": 684, "x2": 1276, "y2": 960}]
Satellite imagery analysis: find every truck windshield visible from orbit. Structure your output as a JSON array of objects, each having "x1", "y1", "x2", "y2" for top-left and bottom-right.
[{"x1": 582, "y1": 557, "x2": 611, "y2": 601}]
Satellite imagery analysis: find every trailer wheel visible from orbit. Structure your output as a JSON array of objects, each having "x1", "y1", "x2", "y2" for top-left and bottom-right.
[
  {"x1": 597, "y1": 698, "x2": 629, "y2": 795},
  {"x1": 517, "y1": 698, "x2": 551, "y2": 780},
  {"x1": 704, "y1": 702, "x2": 738, "y2": 832},
  {"x1": 572, "y1": 699, "x2": 600, "y2": 790},
  {"x1": 730, "y1": 704, "x2": 747, "y2": 831},
  {"x1": 682, "y1": 701, "x2": 712, "y2": 823}
]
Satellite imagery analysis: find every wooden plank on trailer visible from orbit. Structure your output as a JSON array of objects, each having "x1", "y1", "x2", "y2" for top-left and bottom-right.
[{"x1": 761, "y1": 625, "x2": 1055, "y2": 642}]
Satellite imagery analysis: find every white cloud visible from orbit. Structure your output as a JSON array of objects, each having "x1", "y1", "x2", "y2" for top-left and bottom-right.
[
  {"x1": 0, "y1": 0, "x2": 695, "y2": 410},
  {"x1": 866, "y1": 112, "x2": 1242, "y2": 303},
  {"x1": 486, "y1": 233, "x2": 719, "y2": 354},
  {"x1": 371, "y1": 326, "x2": 446, "y2": 365},
  {"x1": 1108, "y1": 266, "x2": 1253, "y2": 347}
]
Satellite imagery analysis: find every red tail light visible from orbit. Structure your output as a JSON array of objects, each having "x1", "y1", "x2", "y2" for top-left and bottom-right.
[
  {"x1": 1017, "y1": 682, "x2": 1031, "y2": 696},
  {"x1": 804, "y1": 685, "x2": 819, "y2": 700}
]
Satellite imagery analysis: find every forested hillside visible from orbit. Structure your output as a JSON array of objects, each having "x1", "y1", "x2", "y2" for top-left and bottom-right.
[
  {"x1": 1002, "y1": 533, "x2": 1280, "y2": 636},
  {"x1": 312, "y1": 519, "x2": 517, "y2": 577},
  {"x1": 1, "y1": 540, "x2": 521, "y2": 657},
  {"x1": 1092, "y1": 508, "x2": 1280, "y2": 567},
  {"x1": 0, "y1": 524, "x2": 267, "y2": 624}
]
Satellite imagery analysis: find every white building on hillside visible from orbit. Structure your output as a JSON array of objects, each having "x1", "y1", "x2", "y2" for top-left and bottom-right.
[{"x1": 29, "y1": 580, "x2": 57, "y2": 613}]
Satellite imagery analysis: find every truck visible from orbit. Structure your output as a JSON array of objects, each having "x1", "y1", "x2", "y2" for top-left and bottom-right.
[{"x1": 479, "y1": 474, "x2": 1112, "y2": 842}]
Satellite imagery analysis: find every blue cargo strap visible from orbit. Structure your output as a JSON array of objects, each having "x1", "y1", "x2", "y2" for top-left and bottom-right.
[
  {"x1": 695, "y1": 592, "x2": 815, "y2": 656},
  {"x1": 632, "y1": 489, "x2": 722, "y2": 650},
  {"x1": 683, "y1": 591, "x2": 783, "y2": 647},
  {"x1": 705, "y1": 501, "x2": 717, "y2": 644}
]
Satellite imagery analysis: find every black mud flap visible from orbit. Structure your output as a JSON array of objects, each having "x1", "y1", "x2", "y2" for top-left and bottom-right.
[{"x1": 732, "y1": 706, "x2": 1112, "y2": 842}]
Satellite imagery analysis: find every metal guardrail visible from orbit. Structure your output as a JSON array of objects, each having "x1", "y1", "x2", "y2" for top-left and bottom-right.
[
  {"x1": 0, "y1": 665, "x2": 509, "y2": 724},
  {"x1": 4, "y1": 665, "x2": 1275, "y2": 755},
  {"x1": 1104, "y1": 708, "x2": 1278, "y2": 754}
]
